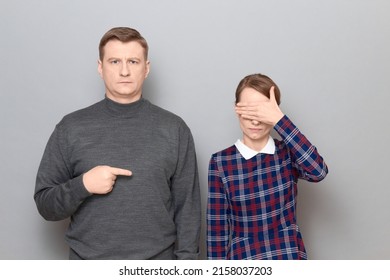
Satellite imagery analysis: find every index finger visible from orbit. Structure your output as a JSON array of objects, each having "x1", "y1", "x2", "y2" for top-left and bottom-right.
[
  {"x1": 109, "y1": 167, "x2": 132, "y2": 176},
  {"x1": 235, "y1": 102, "x2": 260, "y2": 108}
]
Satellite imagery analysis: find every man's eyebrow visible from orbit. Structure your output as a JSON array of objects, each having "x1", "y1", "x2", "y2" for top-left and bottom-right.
[{"x1": 106, "y1": 56, "x2": 119, "y2": 61}]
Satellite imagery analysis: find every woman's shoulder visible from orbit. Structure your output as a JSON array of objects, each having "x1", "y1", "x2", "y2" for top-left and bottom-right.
[{"x1": 211, "y1": 144, "x2": 238, "y2": 159}]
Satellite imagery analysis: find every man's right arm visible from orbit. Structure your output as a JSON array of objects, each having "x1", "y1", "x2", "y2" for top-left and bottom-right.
[
  {"x1": 34, "y1": 124, "x2": 132, "y2": 221},
  {"x1": 34, "y1": 125, "x2": 91, "y2": 221}
]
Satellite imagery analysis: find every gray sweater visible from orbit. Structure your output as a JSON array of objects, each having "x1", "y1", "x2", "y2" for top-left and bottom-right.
[{"x1": 34, "y1": 97, "x2": 201, "y2": 259}]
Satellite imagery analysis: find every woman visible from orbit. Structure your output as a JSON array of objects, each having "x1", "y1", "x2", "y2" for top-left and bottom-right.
[{"x1": 207, "y1": 73, "x2": 328, "y2": 259}]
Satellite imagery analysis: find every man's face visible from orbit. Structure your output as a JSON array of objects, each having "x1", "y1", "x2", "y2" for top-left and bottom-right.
[{"x1": 98, "y1": 40, "x2": 150, "y2": 104}]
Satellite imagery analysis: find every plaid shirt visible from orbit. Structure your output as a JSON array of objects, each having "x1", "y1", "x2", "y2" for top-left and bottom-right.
[{"x1": 207, "y1": 115, "x2": 328, "y2": 259}]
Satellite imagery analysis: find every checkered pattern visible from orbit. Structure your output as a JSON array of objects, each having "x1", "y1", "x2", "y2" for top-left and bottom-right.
[{"x1": 207, "y1": 115, "x2": 328, "y2": 259}]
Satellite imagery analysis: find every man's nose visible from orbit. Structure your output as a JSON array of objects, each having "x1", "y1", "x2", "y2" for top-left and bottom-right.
[{"x1": 120, "y1": 64, "x2": 130, "y2": 76}]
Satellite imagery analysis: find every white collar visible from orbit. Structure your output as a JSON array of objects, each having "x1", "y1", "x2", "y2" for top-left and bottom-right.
[{"x1": 235, "y1": 136, "x2": 275, "y2": 160}]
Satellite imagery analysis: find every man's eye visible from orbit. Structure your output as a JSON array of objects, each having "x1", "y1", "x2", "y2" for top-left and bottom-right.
[
  {"x1": 110, "y1": 60, "x2": 119, "y2": 64},
  {"x1": 129, "y1": 60, "x2": 138, "y2": 64}
]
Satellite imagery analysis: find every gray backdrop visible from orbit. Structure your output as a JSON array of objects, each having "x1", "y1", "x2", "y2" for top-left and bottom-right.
[{"x1": 1, "y1": 0, "x2": 389, "y2": 260}]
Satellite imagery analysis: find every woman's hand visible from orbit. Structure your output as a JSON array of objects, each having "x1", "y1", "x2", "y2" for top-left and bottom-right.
[{"x1": 235, "y1": 86, "x2": 284, "y2": 126}]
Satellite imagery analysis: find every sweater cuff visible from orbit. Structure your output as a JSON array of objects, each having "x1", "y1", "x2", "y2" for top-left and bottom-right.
[{"x1": 69, "y1": 174, "x2": 92, "y2": 202}]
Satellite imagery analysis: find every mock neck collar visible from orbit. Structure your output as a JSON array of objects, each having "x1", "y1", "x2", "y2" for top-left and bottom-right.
[
  {"x1": 235, "y1": 136, "x2": 275, "y2": 160},
  {"x1": 103, "y1": 96, "x2": 147, "y2": 118}
]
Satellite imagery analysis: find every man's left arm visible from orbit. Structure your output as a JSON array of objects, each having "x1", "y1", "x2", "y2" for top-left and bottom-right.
[{"x1": 171, "y1": 122, "x2": 201, "y2": 260}]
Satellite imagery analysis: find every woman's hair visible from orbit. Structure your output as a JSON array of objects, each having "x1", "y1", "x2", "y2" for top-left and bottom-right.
[
  {"x1": 98, "y1": 27, "x2": 149, "y2": 60},
  {"x1": 235, "y1": 73, "x2": 281, "y2": 105}
]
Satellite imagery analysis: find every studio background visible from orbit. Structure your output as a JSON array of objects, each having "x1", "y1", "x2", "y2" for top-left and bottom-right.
[{"x1": 1, "y1": 0, "x2": 389, "y2": 259}]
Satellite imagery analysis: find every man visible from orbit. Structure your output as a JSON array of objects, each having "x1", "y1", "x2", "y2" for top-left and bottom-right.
[{"x1": 34, "y1": 27, "x2": 201, "y2": 260}]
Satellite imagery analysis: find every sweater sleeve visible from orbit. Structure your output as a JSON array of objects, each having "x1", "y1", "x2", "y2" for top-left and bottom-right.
[
  {"x1": 207, "y1": 155, "x2": 230, "y2": 259},
  {"x1": 34, "y1": 122, "x2": 91, "y2": 221},
  {"x1": 274, "y1": 115, "x2": 328, "y2": 182},
  {"x1": 170, "y1": 122, "x2": 201, "y2": 260}
]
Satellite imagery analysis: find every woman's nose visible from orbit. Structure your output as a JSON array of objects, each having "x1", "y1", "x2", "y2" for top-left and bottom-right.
[{"x1": 251, "y1": 119, "x2": 260, "y2": 125}]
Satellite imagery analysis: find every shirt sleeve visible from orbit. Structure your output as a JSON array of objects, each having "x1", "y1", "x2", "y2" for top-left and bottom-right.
[
  {"x1": 207, "y1": 155, "x2": 230, "y2": 259},
  {"x1": 274, "y1": 115, "x2": 328, "y2": 182},
  {"x1": 170, "y1": 122, "x2": 201, "y2": 260},
  {"x1": 34, "y1": 122, "x2": 91, "y2": 221}
]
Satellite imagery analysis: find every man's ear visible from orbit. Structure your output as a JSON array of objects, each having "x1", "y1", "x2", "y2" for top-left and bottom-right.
[
  {"x1": 97, "y1": 60, "x2": 103, "y2": 78},
  {"x1": 145, "y1": 60, "x2": 150, "y2": 78}
]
